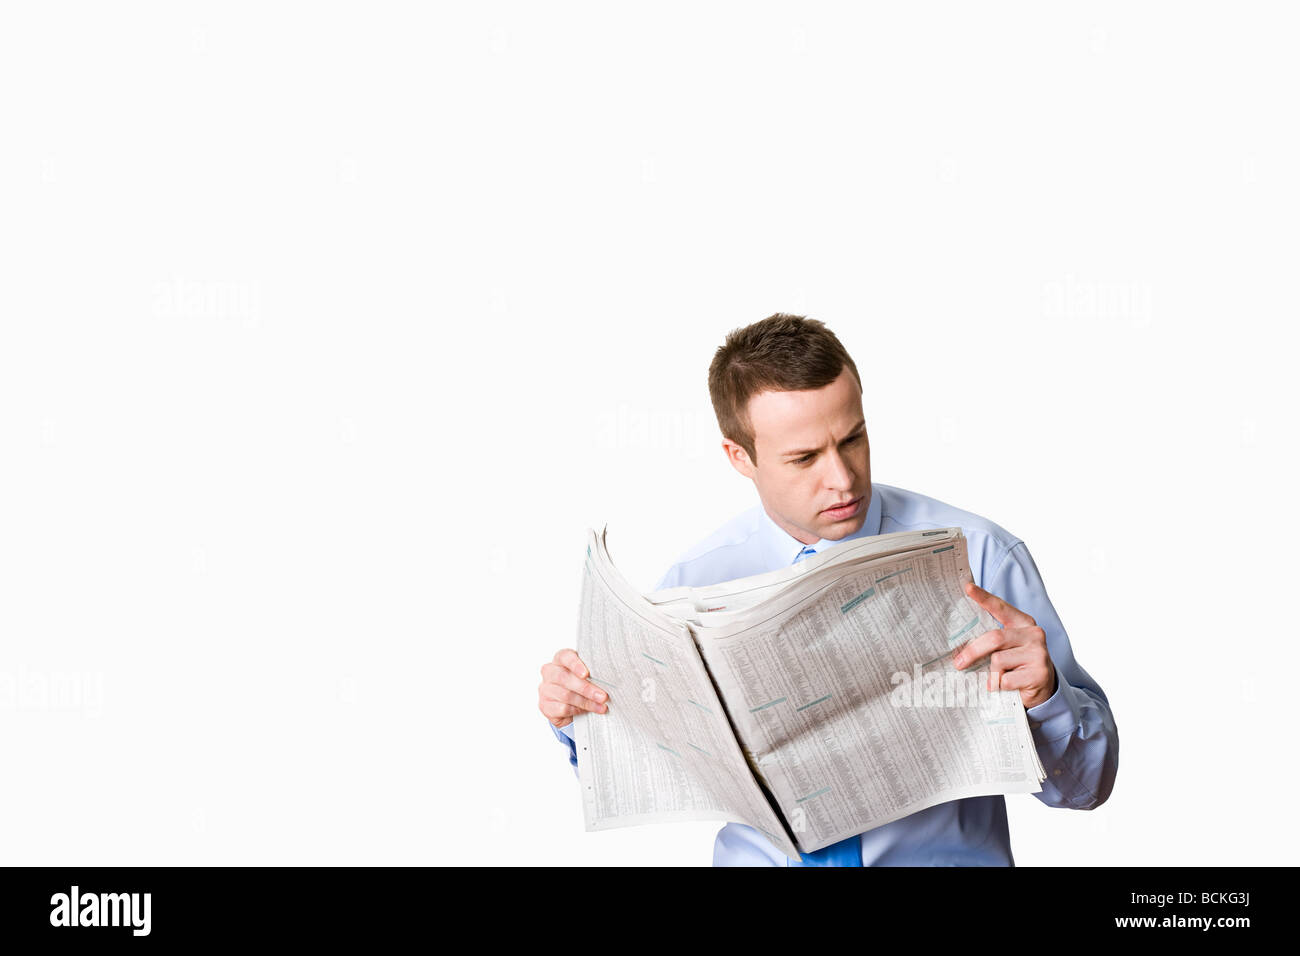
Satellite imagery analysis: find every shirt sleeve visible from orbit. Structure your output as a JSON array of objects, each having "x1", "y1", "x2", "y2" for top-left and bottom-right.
[
  {"x1": 549, "y1": 718, "x2": 579, "y2": 777},
  {"x1": 981, "y1": 541, "x2": 1120, "y2": 810}
]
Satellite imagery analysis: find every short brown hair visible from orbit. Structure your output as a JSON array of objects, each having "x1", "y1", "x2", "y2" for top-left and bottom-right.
[{"x1": 708, "y1": 313, "x2": 862, "y2": 464}]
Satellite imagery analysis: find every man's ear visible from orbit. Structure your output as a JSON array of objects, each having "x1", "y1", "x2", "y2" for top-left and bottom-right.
[{"x1": 721, "y1": 439, "x2": 756, "y2": 479}]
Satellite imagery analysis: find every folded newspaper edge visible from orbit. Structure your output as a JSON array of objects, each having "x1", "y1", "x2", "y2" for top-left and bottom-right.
[{"x1": 573, "y1": 525, "x2": 1046, "y2": 860}]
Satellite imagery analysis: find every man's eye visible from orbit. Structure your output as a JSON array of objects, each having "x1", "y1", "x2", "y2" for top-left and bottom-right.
[
  {"x1": 793, "y1": 455, "x2": 813, "y2": 465},
  {"x1": 843, "y1": 435, "x2": 862, "y2": 445}
]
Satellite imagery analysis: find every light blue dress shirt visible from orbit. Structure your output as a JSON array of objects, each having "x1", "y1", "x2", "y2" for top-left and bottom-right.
[{"x1": 550, "y1": 482, "x2": 1119, "y2": 866}]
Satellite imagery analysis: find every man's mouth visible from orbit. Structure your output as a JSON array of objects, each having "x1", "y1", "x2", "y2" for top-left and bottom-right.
[{"x1": 821, "y1": 496, "x2": 863, "y2": 519}]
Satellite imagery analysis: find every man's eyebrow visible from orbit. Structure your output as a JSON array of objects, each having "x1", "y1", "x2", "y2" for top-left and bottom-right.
[{"x1": 781, "y1": 420, "x2": 866, "y2": 458}]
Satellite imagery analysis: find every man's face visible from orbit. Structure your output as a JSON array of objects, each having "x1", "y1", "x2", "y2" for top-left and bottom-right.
[{"x1": 723, "y1": 367, "x2": 871, "y2": 547}]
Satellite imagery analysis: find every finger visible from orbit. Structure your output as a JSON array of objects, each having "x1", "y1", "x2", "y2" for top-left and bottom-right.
[
  {"x1": 986, "y1": 643, "x2": 1047, "y2": 691},
  {"x1": 988, "y1": 666, "x2": 1003, "y2": 693},
  {"x1": 987, "y1": 653, "x2": 1054, "y2": 701},
  {"x1": 539, "y1": 697, "x2": 572, "y2": 719},
  {"x1": 553, "y1": 648, "x2": 590, "y2": 679},
  {"x1": 1016, "y1": 624, "x2": 1047, "y2": 648},
  {"x1": 539, "y1": 699, "x2": 581, "y2": 724},
  {"x1": 963, "y1": 580, "x2": 1037, "y2": 629},
  {"x1": 997, "y1": 668, "x2": 1043, "y2": 692},
  {"x1": 541, "y1": 686, "x2": 608, "y2": 714},
  {"x1": 988, "y1": 645, "x2": 1035, "y2": 674},
  {"x1": 541, "y1": 669, "x2": 609, "y2": 707},
  {"x1": 951, "y1": 628, "x2": 1011, "y2": 669},
  {"x1": 997, "y1": 666, "x2": 1055, "y2": 708},
  {"x1": 541, "y1": 663, "x2": 609, "y2": 705},
  {"x1": 539, "y1": 695, "x2": 608, "y2": 720}
]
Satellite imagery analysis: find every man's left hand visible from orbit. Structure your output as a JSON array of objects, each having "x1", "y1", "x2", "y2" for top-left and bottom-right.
[{"x1": 952, "y1": 580, "x2": 1058, "y2": 710}]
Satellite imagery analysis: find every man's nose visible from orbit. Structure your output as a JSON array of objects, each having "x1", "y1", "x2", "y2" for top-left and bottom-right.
[{"x1": 823, "y1": 449, "x2": 855, "y2": 491}]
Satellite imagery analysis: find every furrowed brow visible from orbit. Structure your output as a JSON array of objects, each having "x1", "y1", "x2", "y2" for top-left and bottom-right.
[{"x1": 781, "y1": 420, "x2": 866, "y2": 459}]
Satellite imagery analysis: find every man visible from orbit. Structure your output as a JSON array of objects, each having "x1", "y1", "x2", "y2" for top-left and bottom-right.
[{"x1": 538, "y1": 313, "x2": 1119, "y2": 866}]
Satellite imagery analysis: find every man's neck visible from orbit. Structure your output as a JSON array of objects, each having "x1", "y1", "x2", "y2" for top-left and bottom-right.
[{"x1": 761, "y1": 505, "x2": 820, "y2": 547}]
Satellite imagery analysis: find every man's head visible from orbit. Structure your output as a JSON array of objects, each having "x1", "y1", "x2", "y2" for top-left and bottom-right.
[{"x1": 708, "y1": 314, "x2": 870, "y2": 547}]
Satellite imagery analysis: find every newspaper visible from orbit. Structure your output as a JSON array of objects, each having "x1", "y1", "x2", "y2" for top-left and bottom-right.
[{"x1": 572, "y1": 526, "x2": 1046, "y2": 859}]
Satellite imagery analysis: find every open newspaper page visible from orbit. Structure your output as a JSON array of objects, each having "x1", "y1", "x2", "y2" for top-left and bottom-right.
[
  {"x1": 654, "y1": 529, "x2": 1046, "y2": 855},
  {"x1": 572, "y1": 528, "x2": 798, "y2": 858},
  {"x1": 645, "y1": 527, "x2": 960, "y2": 620}
]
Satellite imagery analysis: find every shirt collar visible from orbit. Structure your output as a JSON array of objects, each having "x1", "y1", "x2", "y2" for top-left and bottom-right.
[{"x1": 758, "y1": 486, "x2": 883, "y2": 568}]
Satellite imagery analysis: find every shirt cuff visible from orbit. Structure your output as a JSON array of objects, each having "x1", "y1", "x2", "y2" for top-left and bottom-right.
[
  {"x1": 1025, "y1": 676, "x2": 1083, "y2": 744},
  {"x1": 550, "y1": 720, "x2": 576, "y2": 744}
]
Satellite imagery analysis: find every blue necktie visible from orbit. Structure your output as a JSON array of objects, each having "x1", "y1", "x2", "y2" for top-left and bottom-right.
[{"x1": 785, "y1": 545, "x2": 863, "y2": 867}]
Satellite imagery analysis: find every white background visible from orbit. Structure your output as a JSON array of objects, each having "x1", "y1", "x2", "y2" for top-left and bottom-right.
[{"x1": 1, "y1": 3, "x2": 1294, "y2": 865}]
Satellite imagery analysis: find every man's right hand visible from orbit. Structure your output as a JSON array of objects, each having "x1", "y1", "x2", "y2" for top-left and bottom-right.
[{"x1": 538, "y1": 648, "x2": 609, "y2": 729}]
